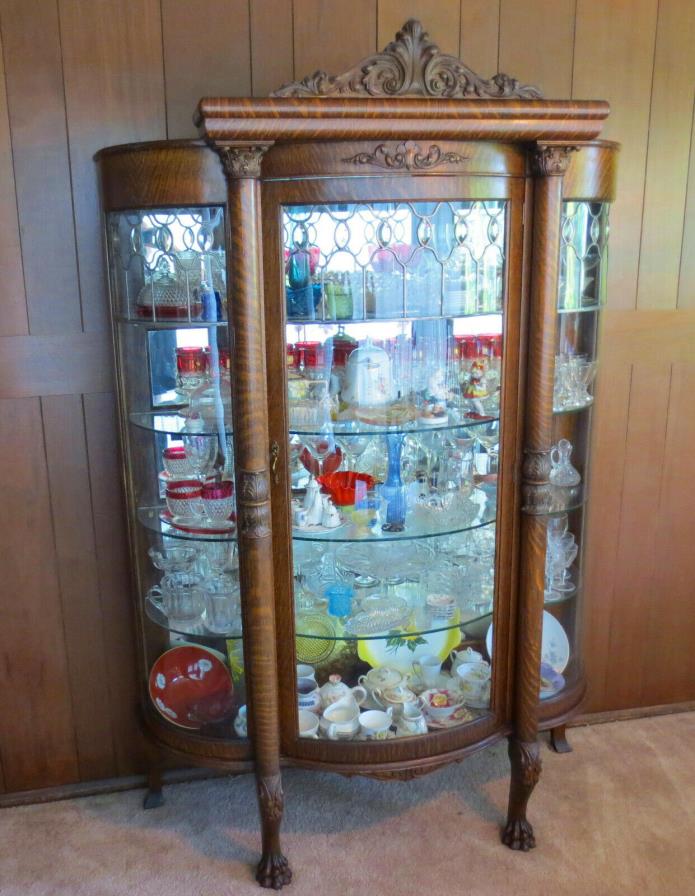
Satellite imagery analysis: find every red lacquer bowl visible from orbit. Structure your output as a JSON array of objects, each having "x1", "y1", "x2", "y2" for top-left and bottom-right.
[
  {"x1": 148, "y1": 645, "x2": 234, "y2": 730},
  {"x1": 318, "y1": 471, "x2": 376, "y2": 506}
]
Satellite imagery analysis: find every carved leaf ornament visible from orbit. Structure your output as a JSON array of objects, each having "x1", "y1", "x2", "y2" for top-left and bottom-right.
[
  {"x1": 272, "y1": 19, "x2": 542, "y2": 100},
  {"x1": 343, "y1": 141, "x2": 468, "y2": 171}
]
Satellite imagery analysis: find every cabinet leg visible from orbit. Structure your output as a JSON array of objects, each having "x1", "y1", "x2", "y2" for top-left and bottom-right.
[
  {"x1": 502, "y1": 737, "x2": 542, "y2": 851},
  {"x1": 255, "y1": 772, "x2": 292, "y2": 889},
  {"x1": 143, "y1": 765, "x2": 164, "y2": 810},
  {"x1": 549, "y1": 724, "x2": 572, "y2": 753}
]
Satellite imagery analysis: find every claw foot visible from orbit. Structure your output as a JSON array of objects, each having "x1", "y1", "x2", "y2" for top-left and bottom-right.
[
  {"x1": 502, "y1": 818, "x2": 536, "y2": 851},
  {"x1": 256, "y1": 852, "x2": 292, "y2": 890}
]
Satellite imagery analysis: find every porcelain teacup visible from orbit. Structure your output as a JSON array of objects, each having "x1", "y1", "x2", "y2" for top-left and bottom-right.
[
  {"x1": 455, "y1": 661, "x2": 491, "y2": 706},
  {"x1": 298, "y1": 708, "x2": 320, "y2": 738},
  {"x1": 297, "y1": 676, "x2": 322, "y2": 714},
  {"x1": 320, "y1": 696, "x2": 360, "y2": 740},
  {"x1": 296, "y1": 663, "x2": 316, "y2": 682},
  {"x1": 359, "y1": 708, "x2": 393, "y2": 740},
  {"x1": 411, "y1": 654, "x2": 442, "y2": 688}
]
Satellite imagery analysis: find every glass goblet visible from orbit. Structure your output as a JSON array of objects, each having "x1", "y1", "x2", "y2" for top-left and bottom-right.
[{"x1": 181, "y1": 433, "x2": 217, "y2": 482}]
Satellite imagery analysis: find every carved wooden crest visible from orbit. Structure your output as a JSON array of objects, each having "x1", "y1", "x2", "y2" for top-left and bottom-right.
[
  {"x1": 272, "y1": 19, "x2": 542, "y2": 99},
  {"x1": 343, "y1": 141, "x2": 468, "y2": 171}
]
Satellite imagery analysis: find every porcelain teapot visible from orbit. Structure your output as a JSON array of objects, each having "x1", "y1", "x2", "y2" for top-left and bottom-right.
[
  {"x1": 341, "y1": 338, "x2": 395, "y2": 407},
  {"x1": 319, "y1": 674, "x2": 367, "y2": 709},
  {"x1": 373, "y1": 682, "x2": 418, "y2": 719},
  {"x1": 449, "y1": 647, "x2": 484, "y2": 672}
]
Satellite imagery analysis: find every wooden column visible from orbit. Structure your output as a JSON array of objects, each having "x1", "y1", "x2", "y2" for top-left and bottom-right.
[
  {"x1": 503, "y1": 143, "x2": 576, "y2": 851},
  {"x1": 218, "y1": 143, "x2": 291, "y2": 890}
]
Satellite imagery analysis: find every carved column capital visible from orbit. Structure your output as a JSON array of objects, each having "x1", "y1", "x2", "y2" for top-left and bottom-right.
[
  {"x1": 521, "y1": 448, "x2": 553, "y2": 515},
  {"x1": 531, "y1": 144, "x2": 578, "y2": 176},
  {"x1": 218, "y1": 143, "x2": 272, "y2": 178},
  {"x1": 237, "y1": 469, "x2": 272, "y2": 538}
]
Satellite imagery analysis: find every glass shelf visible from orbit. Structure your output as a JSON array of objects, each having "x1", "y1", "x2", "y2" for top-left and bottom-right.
[
  {"x1": 291, "y1": 491, "x2": 496, "y2": 543},
  {"x1": 130, "y1": 411, "x2": 232, "y2": 436},
  {"x1": 289, "y1": 414, "x2": 498, "y2": 439},
  {"x1": 294, "y1": 606, "x2": 493, "y2": 643},
  {"x1": 144, "y1": 595, "x2": 243, "y2": 640},
  {"x1": 556, "y1": 303, "x2": 601, "y2": 315},
  {"x1": 137, "y1": 506, "x2": 237, "y2": 542},
  {"x1": 116, "y1": 317, "x2": 228, "y2": 329},
  {"x1": 553, "y1": 399, "x2": 594, "y2": 415},
  {"x1": 539, "y1": 496, "x2": 586, "y2": 518}
]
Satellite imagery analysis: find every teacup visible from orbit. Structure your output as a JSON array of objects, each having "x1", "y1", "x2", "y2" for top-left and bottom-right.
[
  {"x1": 297, "y1": 663, "x2": 316, "y2": 682},
  {"x1": 455, "y1": 661, "x2": 491, "y2": 707},
  {"x1": 297, "y1": 676, "x2": 322, "y2": 714},
  {"x1": 412, "y1": 654, "x2": 442, "y2": 688},
  {"x1": 298, "y1": 708, "x2": 320, "y2": 738},
  {"x1": 233, "y1": 705, "x2": 247, "y2": 738},
  {"x1": 320, "y1": 696, "x2": 360, "y2": 740},
  {"x1": 359, "y1": 708, "x2": 393, "y2": 740}
]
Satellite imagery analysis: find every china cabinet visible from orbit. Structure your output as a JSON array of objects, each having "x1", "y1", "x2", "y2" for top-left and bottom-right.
[{"x1": 96, "y1": 20, "x2": 617, "y2": 889}]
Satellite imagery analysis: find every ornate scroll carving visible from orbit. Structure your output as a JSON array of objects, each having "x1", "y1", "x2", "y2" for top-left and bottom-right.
[
  {"x1": 531, "y1": 145, "x2": 578, "y2": 177},
  {"x1": 521, "y1": 449, "x2": 553, "y2": 515},
  {"x1": 257, "y1": 773, "x2": 284, "y2": 822},
  {"x1": 272, "y1": 19, "x2": 542, "y2": 100},
  {"x1": 218, "y1": 144, "x2": 270, "y2": 178},
  {"x1": 237, "y1": 469, "x2": 272, "y2": 538},
  {"x1": 343, "y1": 141, "x2": 468, "y2": 171},
  {"x1": 509, "y1": 739, "x2": 542, "y2": 789}
]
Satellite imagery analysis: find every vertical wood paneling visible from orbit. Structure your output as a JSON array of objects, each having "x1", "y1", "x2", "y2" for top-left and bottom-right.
[
  {"x1": 602, "y1": 363, "x2": 672, "y2": 709},
  {"x1": 58, "y1": 0, "x2": 166, "y2": 334},
  {"x1": 293, "y1": 0, "x2": 376, "y2": 78},
  {"x1": 250, "y1": 0, "x2": 294, "y2": 96},
  {"x1": 0, "y1": 27, "x2": 27, "y2": 337},
  {"x1": 42, "y1": 395, "x2": 116, "y2": 781},
  {"x1": 1, "y1": 0, "x2": 81, "y2": 336},
  {"x1": 573, "y1": 0, "x2": 659, "y2": 310},
  {"x1": 459, "y1": 0, "x2": 500, "y2": 76},
  {"x1": 378, "y1": 1, "x2": 460, "y2": 56},
  {"x1": 637, "y1": 0, "x2": 695, "y2": 310},
  {"x1": 161, "y1": 0, "x2": 251, "y2": 136},
  {"x1": 499, "y1": 0, "x2": 575, "y2": 98},
  {"x1": 582, "y1": 353, "x2": 632, "y2": 711},
  {"x1": 0, "y1": 398, "x2": 78, "y2": 790},
  {"x1": 645, "y1": 363, "x2": 695, "y2": 703},
  {"x1": 678, "y1": 102, "x2": 695, "y2": 309},
  {"x1": 83, "y1": 393, "x2": 143, "y2": 774}
]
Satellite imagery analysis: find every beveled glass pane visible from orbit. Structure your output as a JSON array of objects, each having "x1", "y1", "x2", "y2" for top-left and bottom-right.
[{"x1": 558, "y1": 202, "x2": 609, "y2": 311}]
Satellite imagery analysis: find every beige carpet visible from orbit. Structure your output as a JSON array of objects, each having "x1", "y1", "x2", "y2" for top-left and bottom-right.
[{"x1": 1, "y1": 713, "x2": 694, "y2": 895}]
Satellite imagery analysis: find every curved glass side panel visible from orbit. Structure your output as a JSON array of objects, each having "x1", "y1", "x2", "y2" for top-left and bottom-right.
[
  {"x1": 282, "y1": 200, "x2": 507, "y2": 741},
  {"x1": 558, "y1": 201, "x2": 609, "y2": 312},
  {"x1": 106, "y1": 206, "x2": 248, "y2": 742}
]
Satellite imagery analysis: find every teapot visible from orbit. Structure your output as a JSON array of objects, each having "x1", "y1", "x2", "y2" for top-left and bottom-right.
[
  {"x1": 449, "y1": 647, "x2": 484, "y2": 672},
  {"x1": 373, "y1": 682, "x2": 418, "y2": 719},
  {"x1": 341, "y1": 338, "x2": 395, "y2": 407},
  {"x1": 358, "y1": 666, "x2": 405, "y2": 698},
  {"x1": 319, "y1": 674, "x2": 367, "y2": 709}
]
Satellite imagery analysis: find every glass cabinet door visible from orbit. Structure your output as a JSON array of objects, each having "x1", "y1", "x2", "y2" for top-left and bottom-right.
[
  {"x1": 281, "y1": 199, "x2": 510, "y2": 741},
  {"x1": 106, "y1": 206, "x2": 248, "y2": 741},
  {"x1": 543, "y1": 200, "x2": 610, "y2": 706}
]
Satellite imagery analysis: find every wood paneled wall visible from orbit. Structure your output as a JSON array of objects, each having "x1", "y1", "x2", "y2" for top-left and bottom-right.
[{"x1": 0, "y1": 0, "x2": 693, "y2": 795}]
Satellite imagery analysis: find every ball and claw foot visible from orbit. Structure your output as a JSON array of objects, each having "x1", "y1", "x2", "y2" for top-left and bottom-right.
[
  {"x1": 502, "y1": 818, "x2": 536, "y2": 851},
  {"x1": 256, "y1": 852, "x2": 292, "y2": 890}
]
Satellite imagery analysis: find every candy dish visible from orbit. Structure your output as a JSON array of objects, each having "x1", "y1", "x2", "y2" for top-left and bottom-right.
[
  {"x1": 342, "y1": 597, "x2": 411, "y2": 636},
  {"x1": 317, "y1": 471, "x2": 376, "y2": 506}
]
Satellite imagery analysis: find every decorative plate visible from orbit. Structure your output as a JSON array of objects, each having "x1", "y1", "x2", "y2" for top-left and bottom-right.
[
  {"x1": 148, "y1": 644, "x2": 234, "y2": 730},
  {"x1": 485, "y1": 610, "x2": 570, "y2": 674}
]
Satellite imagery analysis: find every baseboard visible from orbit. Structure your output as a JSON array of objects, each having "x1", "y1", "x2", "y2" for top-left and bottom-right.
[
  {"x1": 2, "y1": 701, "x2": 694, "y2": 808},
  {"x1": 571, "y1": 700, "x2": 695, "y2": 727}
]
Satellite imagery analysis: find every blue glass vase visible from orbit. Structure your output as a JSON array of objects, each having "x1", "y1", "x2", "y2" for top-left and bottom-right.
[{"x1": 380, "y1": 433, "x2": 407, "y2": 532}]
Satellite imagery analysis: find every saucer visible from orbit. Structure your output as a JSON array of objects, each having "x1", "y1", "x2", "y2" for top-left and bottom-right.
[
  {"x1": 160, "y1": 509, "x2": 236, "y2": 535},
  {"x1": 424, "y1": 705, "x2": 474, "y2": 729}
]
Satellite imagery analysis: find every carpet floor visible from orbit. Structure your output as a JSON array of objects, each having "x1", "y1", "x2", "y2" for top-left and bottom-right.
[{"x1": 1, "y1": 713, "x2": 694, "y2": 895}]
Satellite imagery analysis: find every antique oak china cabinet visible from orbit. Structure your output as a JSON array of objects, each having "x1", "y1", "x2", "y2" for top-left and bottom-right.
[{"x1": 96, "y1": 20, "x2": 617, "y2": 889}]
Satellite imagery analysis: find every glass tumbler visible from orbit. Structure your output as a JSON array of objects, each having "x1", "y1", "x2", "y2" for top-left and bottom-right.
[{"x1": 204, "y1": 576, "x2": 242, "y2": 634}]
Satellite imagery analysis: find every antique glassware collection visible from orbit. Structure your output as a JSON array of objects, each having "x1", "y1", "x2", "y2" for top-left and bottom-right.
[{"x1": 97, "y1": 19, "x2": 616, "y2": 888}]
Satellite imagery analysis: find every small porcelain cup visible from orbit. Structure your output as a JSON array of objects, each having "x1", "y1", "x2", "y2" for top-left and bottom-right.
[
  {"x1": 359, "y1": 708, "x2": 393, "y2": 740},
  {"x1": 412, "y1": 654, "x2": 442, "y2": 688},
  {"x1": 296, "y1": 663, "x2": 316, "y2": 682},
  {"x1": 321, "y1": 697, "x2": 360, "y2": 740},
  {"x1": 297, "y1": 677, "x2": 322, "y2": 714},
  {"x1": 298, "y1": 708, "x2": 320, "y2": 738},
  {"x1": 455, "y1": 661, "x2": 491, "y2": 706}
]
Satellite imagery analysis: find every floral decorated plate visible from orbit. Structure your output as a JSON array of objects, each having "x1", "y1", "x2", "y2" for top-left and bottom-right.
[{"x1": 486, "y1": 610, "x2": 570, "y2": 674}]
